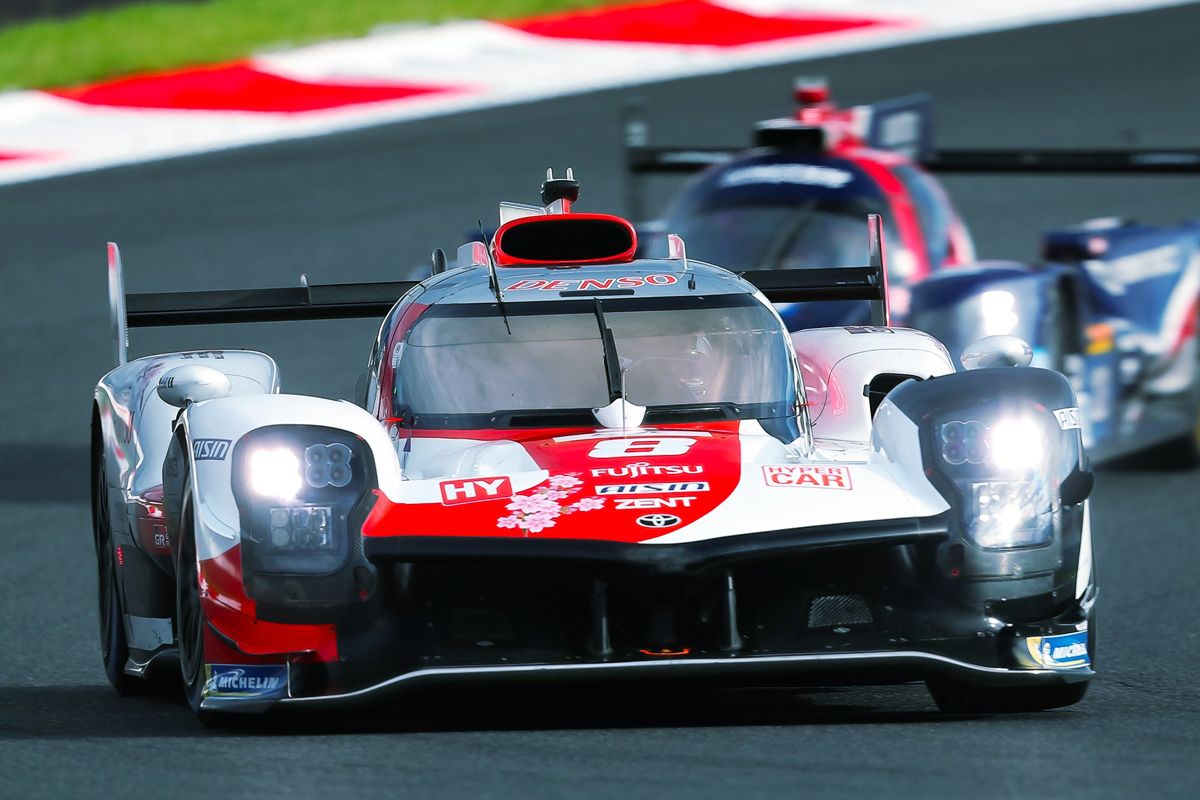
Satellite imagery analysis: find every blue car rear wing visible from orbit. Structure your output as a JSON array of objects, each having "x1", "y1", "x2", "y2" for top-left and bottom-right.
[
  {"x1": 623, "y1": 98, "x2": 1200, "y2": 218},
  {"x1": 106, "y1": 215, "x2": 889, "y2": 366}
]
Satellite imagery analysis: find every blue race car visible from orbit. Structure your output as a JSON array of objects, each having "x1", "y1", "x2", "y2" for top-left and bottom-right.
[{"x1": 623, "y1": 79, "x2": 1200, "y2": 464}]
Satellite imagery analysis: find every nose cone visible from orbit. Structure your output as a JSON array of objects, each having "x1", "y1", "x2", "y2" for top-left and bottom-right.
[{"x1": 372, "y1": 424, "x2": 746, "y2": 544}]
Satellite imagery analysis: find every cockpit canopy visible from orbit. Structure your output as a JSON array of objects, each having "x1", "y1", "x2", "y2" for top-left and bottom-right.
[
  {"x1": 365, "y1": 169, "x2": 804, "y2": 433},
  {"x1": 389, "y1": 291, "x2": 799, "y2": 429}
]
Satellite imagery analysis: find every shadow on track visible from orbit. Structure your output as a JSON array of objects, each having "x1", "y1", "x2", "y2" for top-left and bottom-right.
[{"x1": 0, "y1": 681, "x2": 1027, "y2": 740}]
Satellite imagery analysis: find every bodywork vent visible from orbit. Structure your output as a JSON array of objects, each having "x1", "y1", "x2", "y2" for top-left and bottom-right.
[{"x1": 807, "y1": 594, "x2": 873, "y2": 628}]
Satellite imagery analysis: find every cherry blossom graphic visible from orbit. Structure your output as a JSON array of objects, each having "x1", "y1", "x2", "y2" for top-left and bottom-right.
[{"x1": 497, "y1": 473, "x2": 605, "y2": 536}]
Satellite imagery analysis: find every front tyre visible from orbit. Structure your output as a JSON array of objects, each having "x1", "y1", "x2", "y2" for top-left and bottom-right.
[
  {"x1": 93, "y1": 443, "x2": 144, "y2": 696},
  {"x1": 174, "y1": 480, "x2": 261, "y2": 728},
  {"x1": 175, "y1": 496, "x2": 219, "y2": 724},
  {"x1": 927, "y1": 679, "x2": 1088, "y2": 714}
]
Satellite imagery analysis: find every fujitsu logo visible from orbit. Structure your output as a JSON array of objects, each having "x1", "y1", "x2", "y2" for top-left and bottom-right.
[{"x1": 590, "y1": 462, "x2": 703, "y2": 479}]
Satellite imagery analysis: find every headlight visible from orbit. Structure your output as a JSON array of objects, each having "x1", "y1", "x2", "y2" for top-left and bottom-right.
[
  {"x1": 968, "y1": 479, "x2": 1051, "y2": 549},
  {"x1": 937, "y1": 416, "x2": 1046, "y2": 473},
  {"x1": 934, "y1": 413, "x2": 1054, "y2": 550},
  {"x1": 232, "y1": 428, "x2": 372, "y2": 576},
  {"x1": 247, "y1": 447, "x2": 303, "y2": 500}
]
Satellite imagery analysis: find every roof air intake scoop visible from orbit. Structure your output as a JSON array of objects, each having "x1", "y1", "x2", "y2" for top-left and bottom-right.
[{"x1": 492, "y1": 213, "x2": 638, "y2": 266}]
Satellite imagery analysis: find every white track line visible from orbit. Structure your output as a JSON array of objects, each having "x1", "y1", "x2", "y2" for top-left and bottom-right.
[{"x1": 0, "y1": 0, "x2": 1189, "y2": 186}]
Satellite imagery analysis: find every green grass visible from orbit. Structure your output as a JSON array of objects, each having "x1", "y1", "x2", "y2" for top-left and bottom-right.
[{"x1": 0, "y1": 0, "x2": 619, "y2": 91}]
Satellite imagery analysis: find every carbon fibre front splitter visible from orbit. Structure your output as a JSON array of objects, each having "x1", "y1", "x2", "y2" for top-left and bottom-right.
[{"x1": 199, "y1": 647, "x2": 1094, "y2": 714}]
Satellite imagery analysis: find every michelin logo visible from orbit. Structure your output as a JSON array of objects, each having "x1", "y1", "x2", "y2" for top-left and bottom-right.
[
  {"x1": 203, "y1": 664, "x2": 288, "y2": 699},
  {"x1": 1026, "y1": 631, "x2": 1090, "y2": 668}
]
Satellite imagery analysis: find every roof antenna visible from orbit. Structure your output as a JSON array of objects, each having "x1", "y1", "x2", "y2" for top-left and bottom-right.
[
  {"x1": 479, "y1": 219, "x2": 512, "y2": 336},
  {"x1": 541, "y1": 167, "x2": 580, "y2": 213}
]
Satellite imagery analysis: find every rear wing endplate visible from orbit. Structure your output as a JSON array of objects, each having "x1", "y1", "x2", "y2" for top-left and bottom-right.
[{"x1": 106, "y1": 215, "x2": 888, "y2": 365}]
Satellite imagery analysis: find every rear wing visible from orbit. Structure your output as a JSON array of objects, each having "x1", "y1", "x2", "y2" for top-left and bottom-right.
[
  {"x1": 107, "y1": 242, "x2": 418, "y2": 366},
  {"x1": 106, "y1": 215, "x2": 889, "y2": 366},
  {"x1": 623, "y1": 100, "x2": 1200, "y2": 220}
]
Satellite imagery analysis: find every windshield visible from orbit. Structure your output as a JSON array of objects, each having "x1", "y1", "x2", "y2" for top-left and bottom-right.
[
  {"x1": 667, "y1": 198, "x2": 891, "y2": 272},
  {"x1": 393, "y1": 294, "x2": 798, "y2": 426}
]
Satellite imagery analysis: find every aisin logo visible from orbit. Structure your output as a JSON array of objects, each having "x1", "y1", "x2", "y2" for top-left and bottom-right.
[{"x1": 636, "y1": 513, "x2": 681, "y2": 528}]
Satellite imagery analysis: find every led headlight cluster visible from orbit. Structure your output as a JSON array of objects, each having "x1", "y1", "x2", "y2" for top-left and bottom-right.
[
  {"x1": 233, "y1": 428, "x2": 370, "y2": 577},
  {"x1": 939, "y1": 420, "x2": 986, "y2": 465},
  {"x1": 935, "y1": 413, "x2": 1054, "y2": 550},
  {"x1": 968, "y1": 480, "x2": 1051, "y2": 549},
  {"x1": 304, "y1": 443, "x2": 352, "y2": 489},
  {"x1": 938, "y1": 417, "x2": 1045, "y2": 473},
  {"x1": 268, "y1": 506, "x2": 334, "y2": 550},
  {"x1": 246, "y1": 443, "x2": 354, "y2": 502}
]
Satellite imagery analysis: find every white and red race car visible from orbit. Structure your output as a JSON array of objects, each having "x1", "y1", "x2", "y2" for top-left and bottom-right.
[{"x1": 92, "y1": 172, "x2": 1096, "y2": 722}]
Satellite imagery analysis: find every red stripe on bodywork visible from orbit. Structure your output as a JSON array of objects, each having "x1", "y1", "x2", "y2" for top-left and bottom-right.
[
  {"x1": 366, "y1": 422, "x2": 742, "y2": 543},
  {"x1": 1169, "y1": 296, "x2": 1199, "y2": 358},
  {"x1": 50, "y1": 62, "x2": 458, "y2": 113},
  {"x1": 200, "y1": 544, "x2": 338, "y2": 661},
  {"x1": 841, "y1": 149, "x2": 932, "y2": 281},
  {"x1": 505, "y1": 0, "x2": 891, "y2": 47},
  {"x1": 0, "y1": 150, "x2": 50, "y2": 163}
]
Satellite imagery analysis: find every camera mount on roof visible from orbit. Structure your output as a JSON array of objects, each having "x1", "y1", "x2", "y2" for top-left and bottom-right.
[{"x1": 541, "y1": 167, "x2": 581, "y2": 210}]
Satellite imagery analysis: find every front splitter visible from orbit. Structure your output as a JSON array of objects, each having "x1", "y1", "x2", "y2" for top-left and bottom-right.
[{"x1": 200, "y1": 649, "x2": 1094, "y2": 713}]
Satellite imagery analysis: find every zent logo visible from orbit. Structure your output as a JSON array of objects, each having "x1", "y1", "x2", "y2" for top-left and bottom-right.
[
  {"x1": 762, "y1": 465, "x2": 852, "y2": 489},
  {"x1": 192, "y1": 439, "x2": 231, "y2": 461},
  {"x1": 616, "y1": 497, "x2": 695, "y2": 510},
  {"x1": 636, "y1": 514, "x2": 682, "y2": 528},
  {"x1": 588, "y1": 438, "x2": 697, "y2": 458},
  {"x1": 440, "y1": 477, "x2": 514, "y2": 506}
]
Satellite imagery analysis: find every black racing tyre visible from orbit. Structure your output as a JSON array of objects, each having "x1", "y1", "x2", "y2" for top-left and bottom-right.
[
  {"x1": 175, "y1": 495, "x2": 210, "y2": 718},
  {"x1": 175, "y1": 493, "x2": 253, "y2": 728},
  {"x1": 927, "y1": 679, "x2": 1088, "y2": 715},
  {"x1": 93, "y1": 435, "x2": 145, "y2": 696}
]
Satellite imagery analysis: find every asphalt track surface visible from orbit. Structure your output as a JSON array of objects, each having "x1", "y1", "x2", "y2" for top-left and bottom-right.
[{"x1": 2, "y1": 5, "x2": 1200, "y2": 798}]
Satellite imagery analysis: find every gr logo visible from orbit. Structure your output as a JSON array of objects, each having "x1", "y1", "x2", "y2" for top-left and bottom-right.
[{"x1": 192, "y1": 439, "x2": 231, "y2": 461}]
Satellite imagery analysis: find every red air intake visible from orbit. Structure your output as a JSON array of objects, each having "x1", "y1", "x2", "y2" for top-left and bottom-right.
[{"x1": 493, "y1": 214, "x2": 638, "y2": 267}]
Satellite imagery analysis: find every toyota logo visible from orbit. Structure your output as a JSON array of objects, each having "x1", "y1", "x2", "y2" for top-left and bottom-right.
[{"x1": 636, "y1": 514, "x2": 681, "y2": 528}]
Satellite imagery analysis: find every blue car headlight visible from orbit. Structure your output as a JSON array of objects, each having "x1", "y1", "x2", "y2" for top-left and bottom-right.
[
  {"x1": 232, "y1": 427, "x2": 372, "y2": 576},
  {"x1": 933, "y1": 413, "x2": 1055, "y2": 550}
]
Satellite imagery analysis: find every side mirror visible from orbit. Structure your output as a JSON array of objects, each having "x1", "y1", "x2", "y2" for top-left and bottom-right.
[
  {"x1": 960, "y1": 335, "x2": 1033, "y2": 370},
  {"x1": 431, "y1": 248, "x2": 448, "y2": 275},
  {"x1": 157, "y1": 365, "x2": 231, "y2": 408},
  {"x1": 354, "y1": 369, "x2": 370, "y2": 409},
  {"x1": 1060, "y1": 464, "x2": 1095, "y2": 506}
]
